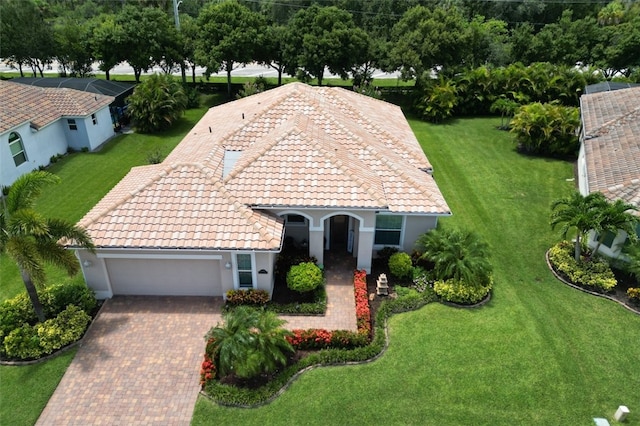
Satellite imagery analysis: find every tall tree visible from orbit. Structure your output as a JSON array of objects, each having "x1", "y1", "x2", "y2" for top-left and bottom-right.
[
  {"x1": 388, "y1": 5, "x2": 471, "y2": 81},
  {"x1": 0, "y1": 172, "x2": 95, "y2": 323},
  {"x1": 283, "y1": 5, "x2": 369, "y2": 86},
  {"x1": 550, "y1": 191, "x2": 609, "y2": 261},
  {"x1": 0, "y1": 0, "x2": 55, "y2": 77},
  {"x1": 196, "y1": 1, "x2": 265, "y2": 98},
  {"x1": 116, "y1": 5, "x2": 179, "y2": 82},
  {"x1": 89, "y1": 13, "x2": 125, "y2": 80},
  {"x1": 54, "y1": 18, "x2": 94, "y2": 77},
  {"x1": 255, "y1": 23, "x2": 288, "y2": 86}
]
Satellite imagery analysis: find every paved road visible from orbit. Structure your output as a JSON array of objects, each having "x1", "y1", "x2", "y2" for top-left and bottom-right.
[{"x1": 0, "y1": 60, "x2": 401, "y2": 80}]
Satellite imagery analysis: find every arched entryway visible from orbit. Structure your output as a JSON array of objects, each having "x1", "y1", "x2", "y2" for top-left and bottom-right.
[{"x1": 324, "y1": 214, "x2": 358, "y2": 255}]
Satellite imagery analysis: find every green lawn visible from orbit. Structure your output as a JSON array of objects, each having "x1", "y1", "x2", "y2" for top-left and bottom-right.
[
  {"x1": 192, "y1": 117, "x2": 640, "y2": 425},
  {"x1": 0, "y1": 99, "x2": 217, "y2": 425}
]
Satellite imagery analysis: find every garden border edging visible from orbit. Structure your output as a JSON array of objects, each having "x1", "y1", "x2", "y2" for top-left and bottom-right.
[{"x1": 545, "y1": 250, "x2": 640, "y2": 316}]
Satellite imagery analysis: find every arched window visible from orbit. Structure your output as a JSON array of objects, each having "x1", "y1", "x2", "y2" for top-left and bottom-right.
[{"x1": 8, "y1": 132, "x2": 27, "y2": 166}]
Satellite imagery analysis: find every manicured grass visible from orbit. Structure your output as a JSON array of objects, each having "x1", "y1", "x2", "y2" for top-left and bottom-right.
[
  {"x1": 192, "y1": 117, "x2": 640, "y2": 425},
  {"x1": 0, "y1": 349, "x2": 77, "y2": 426}
]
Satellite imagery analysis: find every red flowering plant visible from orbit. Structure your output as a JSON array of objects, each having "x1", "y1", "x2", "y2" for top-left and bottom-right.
[
  {"x1": 200, "y1": 338, "x2": 217, "y2": 388},
  {"x1": 287, "y1": 328, "x2": 333, "y2": 350},
  {"x1": 353, "y1": 270, "x2": 371, "y2": 337}
]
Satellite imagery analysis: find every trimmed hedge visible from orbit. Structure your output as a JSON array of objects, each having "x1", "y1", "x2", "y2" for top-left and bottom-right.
[
  {"x1": 225, "y1": 289, "x2": 270, "y2": 307},
  {"x1": 287, "y1": 262, "x2": 324, "y2": 293},
  {"x1": 548, "y1": 241, "x2": 617, "y2": 291},
  {"x1": 433, "y1": 278, "x2": 493, "y2": 305},
  {"x1": 266, "y1": 286, "x2": 327, "y2": 315}
]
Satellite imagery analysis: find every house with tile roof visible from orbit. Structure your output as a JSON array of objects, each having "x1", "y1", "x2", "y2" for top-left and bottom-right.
[
  {"x1": 1, "y1": 80, "x2": 115, "y2": 188},
  {"x1": 73, "y1": 83, "x2": 450, "y2": 299},
  {"x1": 577, "y1": 85, "x2": 640, "y2": 258}
]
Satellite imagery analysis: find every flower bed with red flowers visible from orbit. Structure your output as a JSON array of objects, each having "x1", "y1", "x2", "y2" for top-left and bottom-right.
[
  {"x1": 286, "y1": 328, "x2": 368, "y2": 350},
  {"x1": 200, "y1": 338, "x2": 217, "y2": 387},
  {"x1": 354, "y1": 269, "x2": 371, "y2": 336}
]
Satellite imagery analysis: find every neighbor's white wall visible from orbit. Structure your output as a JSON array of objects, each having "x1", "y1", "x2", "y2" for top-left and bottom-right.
[{"x1": 1, "y1": 121, "x2": 67, "y2": 187}]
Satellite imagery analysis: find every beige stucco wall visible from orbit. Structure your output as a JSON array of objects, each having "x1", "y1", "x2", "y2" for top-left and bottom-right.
[{"x1": 402, "y1": 215, "x2": 439, "y2": 253}]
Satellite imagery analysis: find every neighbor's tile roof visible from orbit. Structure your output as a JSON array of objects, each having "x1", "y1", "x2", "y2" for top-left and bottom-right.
[
  {"x1": 0, "y1": 80, "x2": 113, "y2": 133},
  {"x1": 581, "y1": 86, "x2": 640, "y2": 213},
  {"x1": 79, "y1": 83, "x2": 449, "y2": 249}
]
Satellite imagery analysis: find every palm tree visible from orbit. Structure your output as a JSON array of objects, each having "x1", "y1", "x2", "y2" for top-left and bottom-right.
[
  {"x1": 206, "y1": 306, "x2": 293, "y2": 380},
  {"x1": 126, "y1": 73, "x2": 188, "y2": 133},
  {"x1": 0, "y1": 171, "x2": 95, "y2": 322},
  {"x1": 415, "y1": 227, "x2": 492, "y2": 285},
  {"x1": 550, "y1": 191, "x2": 608, "y2": 261},
  {"x1": 592, "y1": 199, "x2": 639, "y2": 255}
]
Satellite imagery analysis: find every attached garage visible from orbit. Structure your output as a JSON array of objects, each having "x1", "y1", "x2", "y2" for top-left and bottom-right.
[{"x1": 104, "y1": 257, "x2": 222, "y2": 296}]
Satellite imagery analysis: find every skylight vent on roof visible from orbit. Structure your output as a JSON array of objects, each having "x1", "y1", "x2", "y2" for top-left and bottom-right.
[{"x1": 223, "y1": 150, "x2": 243, "y2": 177}]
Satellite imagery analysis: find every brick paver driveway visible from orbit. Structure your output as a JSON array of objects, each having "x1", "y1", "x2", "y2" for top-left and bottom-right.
[{"x1": 37, "y1": 296, "x2": 223, "y2": 426}]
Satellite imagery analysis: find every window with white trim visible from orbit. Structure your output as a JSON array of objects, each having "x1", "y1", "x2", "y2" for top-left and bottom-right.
[
  {"x1": 67, "y1": 119, "x2": 77, "y2": 130},
  {"x1": 236, "y1": 253, "x2": 253, "y2": 289},
  {"x1": 8, "y1": 132, "x2": 27, "y2": 166},
  {"x1": 91, "y1": 113, "x2": 98, "y2": 125},
  {"x1": 374, "y1": 215, "x2": 403, "y2": 245}
]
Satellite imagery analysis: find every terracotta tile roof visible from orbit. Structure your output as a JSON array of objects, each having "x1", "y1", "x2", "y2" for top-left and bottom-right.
[
  {"x1": 79, "y1": 83, "x2": 449, "y2": 249},
  {"x1": 78, "y1": 163, "x2": 283, "y2": 250},
  {"x1": 0, "y1": 80, "x2": 113, "y2": 133},
  {"x1": 581, "y1": 87, "x2": 640, "y2": 213}
]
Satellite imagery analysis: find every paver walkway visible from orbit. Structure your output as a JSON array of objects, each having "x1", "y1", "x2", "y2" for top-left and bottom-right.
[{"x1": 37, "y1": 252, "x2": 357, "y2": 425}]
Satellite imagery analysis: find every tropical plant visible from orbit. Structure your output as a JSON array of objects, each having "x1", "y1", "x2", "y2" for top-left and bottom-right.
[
  {"x1": 415, "y1": 228, "x2": 492, "y2": 286},
  {"x1": 490, "y1": 97, "x2": 520, "y2": 129},
  {"x1": 0, "y1": 171, "x2": 95, "y2": 322},
  {"x1": 286, "y1": 262, "x2": 323, "y2": 293},
  {"x1": 417, "y1": 77, "x2": 458, "y2": 123},
  {"x1": 622, "y1": 242, "x2": 640, "y2": 284},
  {"x1": 510, "y1": 102, "x2": 580, "y2": 156},
  {"x1": 126, "y1": 73, "x2": 188, "y2": 133},
  {"x1": 205, "y1": 307, "x2": 293, "y2": 380},
  {"x1": 550, "y1": 191, "x2": 609, "y2": 261}
]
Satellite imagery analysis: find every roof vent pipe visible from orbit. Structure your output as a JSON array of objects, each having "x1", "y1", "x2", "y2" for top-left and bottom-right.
[{"x1": 242, "y1": 113, "x2": 245, "y2": 119}]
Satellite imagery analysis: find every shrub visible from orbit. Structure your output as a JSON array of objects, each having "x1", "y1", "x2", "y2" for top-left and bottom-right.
[
  {"x1": 146, "y1": 148, "x2": 164, "y2": 164},
  {"x1": 225, "y1": 289, "x2": 270, "y2": 307},
  {"x1": 41, "y1": 282, "x2": 97, "y2": 318},
  {"x1": 394, "y1": 285, "x2": 419, "y2": 298},
  {"x1": 126, "y1": 73, "x2": 188, "y2": 133},
  {"x1": 0, "y1": 283, "x2": 96, "y2": 341},
  {"x1": 3, "y1": 305, "x2": 91, "y2": 360},
  {"x1": 433, "y1": 278, "x2": 492, "y2": 304},
  {"x1": 287, "y1": 262, "x2": 323, "y2": 293},
  {"x1": 388, "y1": 252, "x2": 413, "y2": 280},
  {"x1": 548, "y1": 241, "x2": 617, "y2": 291},
  {"x1": 627, "y1": 288, "x2": 640, "y2": 304}
]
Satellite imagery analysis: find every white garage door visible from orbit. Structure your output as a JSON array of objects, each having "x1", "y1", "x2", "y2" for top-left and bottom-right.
[{"x1": 105, "y1": 258, "x2": 222, "y2": 296}]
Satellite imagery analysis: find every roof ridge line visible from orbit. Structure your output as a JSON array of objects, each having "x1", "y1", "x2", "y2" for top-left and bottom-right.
[{"x1": 587, "y1": 105, "x2": 640, "y2": 139}]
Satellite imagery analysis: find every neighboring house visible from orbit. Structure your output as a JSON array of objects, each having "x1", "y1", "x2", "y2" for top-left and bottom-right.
[
  {"x1": 577, "y1": 84, "x2": 640, "y2": 257},
  {"x1": 1, "y1": 81, "x2": 115, "y2": 188},
  {"x1": 11, "y1": 77, "x2": 135, "y2": 129},
  {"x1": 73, "y1": 83, "x2": 451, "y2": 299}
]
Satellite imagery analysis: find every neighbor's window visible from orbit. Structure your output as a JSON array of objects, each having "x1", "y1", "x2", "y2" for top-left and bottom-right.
[
  {"x1": 599, "y1": 230, "x2": 617, "y2": 248},
  {"x1": 236, "y1": 253, "x2": 253, "y2": 289},
  {"x1": 374, "y1": 215, "x2": 403, "y2": 245},
  {"x1": 9, "y1": 132, "x2": 27, "y2": 166},
  {"x1": 91, "y1": 113, "x2": 97, "y2": 125},
  {"x1": 67, "y1": 119, "x2": 77, "y2": 130}
]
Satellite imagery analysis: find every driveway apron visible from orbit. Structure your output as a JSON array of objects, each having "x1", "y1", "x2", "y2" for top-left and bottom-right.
[{"x1": 37, "y1": 296, "x2": 223, "y2": 426}]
